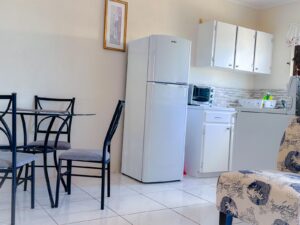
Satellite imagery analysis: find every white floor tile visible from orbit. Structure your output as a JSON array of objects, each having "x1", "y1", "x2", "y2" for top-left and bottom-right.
[
  {"x1": 173, "y1": 202, "x2": 218, "y2": 224},
  {"x1": 81, "y1": 184, "x2": 139, "y2": 198},
  {"x1": 0, "y1": 190, "x2": 41, "y2": 210},
  {"x1": 124, "y1": 209, "x2": 198, "y2": 225},
  {"x1": 44, "y1": 199, "x2": 104, "y2": 216},
  {"x1": 68, "y1": 216, "x2": 131, "y2": 225},
  {"x1": 43, "y1": 198, "x2": 119, "y2": 224},
  {"x1": 184, "y1": 184, "x2": 217, "y2": 203},
  {"x1": 170, "y1": 176, "x2": 218, "y2": 190},
  {"x1": 52, "y1": 208, "x2": 117, "y2": 225},
  {"x1": 144, "y1": 190, "x2": 208, "y2": 208},
  {"x1": 174, "y1": 203, "x2": 245, "y2": 225},
  {"x1": 0, "y1": 208, "x2": 56, "y2": 225},
  {"x1": 0, "y1": 172, "x2": 250, "y2": 225},
  {"x1": 127, "y1": 182, "x2": 177, "y2": 194},
  {"x1": 106, "y1": 194, "x2": 165, "y2": 215},
  {"x1": 36, "y1": 186, "x2": 94, "y2": 206}
]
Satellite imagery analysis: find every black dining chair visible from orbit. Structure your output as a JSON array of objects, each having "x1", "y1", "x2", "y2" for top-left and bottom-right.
[
  {"x1": 55, "y1": 100, "x2": 125, "y2": 210},
  {"x1": 0, "y1": 93, "x2": 36, "y2": 225},
  {"x1": 22, "y1": 96, "x2": 75, "y2": 191},
  {"x1": 31, "y1": 96, "x2": 75, "y2": 151}
]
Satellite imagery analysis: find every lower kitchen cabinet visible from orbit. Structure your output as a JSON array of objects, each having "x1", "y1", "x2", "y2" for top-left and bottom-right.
[
  {"x1": 231, "y1": 110, "x2": 291, "y2": 171},
  {"x1": 185, "y1": 105, "x2": 235, "y2": 177},
  {"x1": 202, "y1": 123, "x2": 232, "y2": 173}
]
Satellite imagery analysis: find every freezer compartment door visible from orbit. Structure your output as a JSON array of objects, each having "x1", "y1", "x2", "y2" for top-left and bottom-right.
[
  {"x1": 142, "y1": 82, "x2": 188, "y2": 182},
  {"x1": 148, "y1": 35, "x2": 191, "y2": 84}
]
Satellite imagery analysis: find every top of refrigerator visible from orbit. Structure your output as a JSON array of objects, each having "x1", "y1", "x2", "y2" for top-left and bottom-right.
[{"x1": 129, "y1": 35, "x2": 192, "y2": 85}]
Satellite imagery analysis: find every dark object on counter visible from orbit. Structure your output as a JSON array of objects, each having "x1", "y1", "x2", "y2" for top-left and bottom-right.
[
  {"x1": 281, "y1": 100, "x2": 287, "y2": 109},
  {"x1": 293, "y1": 45, "x2": 300, "y2": 76}
]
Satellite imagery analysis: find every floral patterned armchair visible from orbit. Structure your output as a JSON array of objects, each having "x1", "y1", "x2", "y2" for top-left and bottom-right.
[{"x1": 217, "y1": 117, "x2": 300, "y2": 225}]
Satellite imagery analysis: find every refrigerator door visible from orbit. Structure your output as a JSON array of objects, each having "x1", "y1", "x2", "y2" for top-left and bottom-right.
[
  {"x1": 142, "y1": 82, "x2": 188, "y2": 182},
  {"x1": 148, "y1": 35, "x2": 191, "y2": 84}
]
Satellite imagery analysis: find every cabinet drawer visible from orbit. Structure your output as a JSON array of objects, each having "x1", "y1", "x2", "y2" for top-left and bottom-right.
[{"x1": 205, "y1": 111, "x2": 234, "y2": 123}]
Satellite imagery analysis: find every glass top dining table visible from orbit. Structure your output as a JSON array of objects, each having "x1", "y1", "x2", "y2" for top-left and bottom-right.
[{"x1": 12, "y1": 108, "x2": 95, "y2": 208}]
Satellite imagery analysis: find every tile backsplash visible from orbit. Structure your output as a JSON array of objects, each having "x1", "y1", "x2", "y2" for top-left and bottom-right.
[{"x1": 212, "y1": 86, "x2": 289, "y2": 108}]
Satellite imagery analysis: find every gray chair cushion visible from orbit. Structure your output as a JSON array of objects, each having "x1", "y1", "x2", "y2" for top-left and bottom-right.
[
  {"x1": 59, "y1": 149, "x2": 110, "y2": 162},
  {"x1": 0, "y1": 152, "x2": 37, "y2": 169},
  {"x1": 28, "y1": 140, "x2": 71, "y2": 150}
]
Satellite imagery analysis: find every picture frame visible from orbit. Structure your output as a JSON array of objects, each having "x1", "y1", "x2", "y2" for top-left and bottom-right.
[{"x1": 103, "y1": 0, "x2": 128, "y2": 52}]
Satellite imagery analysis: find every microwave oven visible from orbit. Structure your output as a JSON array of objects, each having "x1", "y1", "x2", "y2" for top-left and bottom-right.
[{"x1": 188, "y1": 85, "x2": 215, "y2": 105}]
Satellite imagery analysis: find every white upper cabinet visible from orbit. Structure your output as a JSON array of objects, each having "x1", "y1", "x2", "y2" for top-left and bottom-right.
[
  {"x1": 214, "y1": 22, "x2": 237, "y2": 69},
  {"x1": 254, "y1": 31, "x2": 273, "y2": 74},
  {"x1": 235, "y1": 27, "x2": 256, "y2": 72},
  {"x1": 196, "y1": 21, "x2": 236, "y2": 69},
  {"x1": 196, "y1": 20, "x2": 273, "y2": 75}
]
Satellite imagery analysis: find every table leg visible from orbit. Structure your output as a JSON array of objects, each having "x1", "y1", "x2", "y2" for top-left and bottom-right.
[
  {"x1": 23, "y1": 165, "x2": 29, "y2": 191},
  {"x1": 17, "y1": 166, "x2": 23, "y2": 185},
  {"x1": 43, "y1": 152, "x2": 55, "y2": 208},
  {"x1": 19, "y1": 114, "x2": 28, "y2": 190}
]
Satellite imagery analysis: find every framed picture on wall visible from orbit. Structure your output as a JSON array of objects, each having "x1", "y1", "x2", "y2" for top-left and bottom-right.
[{"x1": 103, "y1": 0, "x2": 128, "y2": 52}]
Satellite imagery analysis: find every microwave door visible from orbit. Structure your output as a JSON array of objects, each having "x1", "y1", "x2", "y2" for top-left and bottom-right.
[
  {"x1": 190, "y1": 86, "x2": 214, "y2": 105},
  {"x1": 193, "y1": 96, "x2": 210, "y2": 102}
]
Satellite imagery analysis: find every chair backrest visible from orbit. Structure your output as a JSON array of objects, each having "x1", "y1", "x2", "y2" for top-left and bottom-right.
[
  {"x1": 0, "y1": 93, "x2": 17, "y2": 170},
  {"x1": 102, "y1": 100, "x2": 125, "y2": 156},
  {"x1": 277, "y1": 117, "x2": 300, "y2": 173},
  {"x1": 34, "y1": 96, "x2": 75, "y2": 142}
]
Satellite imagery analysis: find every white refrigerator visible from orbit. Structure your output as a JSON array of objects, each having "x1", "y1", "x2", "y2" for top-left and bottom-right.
[{"x1": 121, "y1": 35, "x2": 191, "y2": 183}]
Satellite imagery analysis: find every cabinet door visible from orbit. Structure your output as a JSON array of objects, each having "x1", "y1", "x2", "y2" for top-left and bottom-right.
[
  {"x1": 254, "y1": 31, "x2": 273, "y2": 74},
  {"x1": 213, "y1": 22, "x2": 237, "y2": 69},
  {"x1": 202, "y1": 123, "x2": 231, "y2": 173},
  {"x1": 235, "y1": 27, "x2": 256, "y2": 72}
]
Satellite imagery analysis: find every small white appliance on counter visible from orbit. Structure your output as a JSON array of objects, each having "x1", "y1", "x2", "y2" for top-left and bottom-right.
[
  {"x1": 185, "y1": 105, "x2": 236, "y2": 177},
  {"x1": 121, "y1": 35, "x2": 191, "y2": 183}
]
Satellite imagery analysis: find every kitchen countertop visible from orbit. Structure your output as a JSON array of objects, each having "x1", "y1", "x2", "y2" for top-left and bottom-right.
[
  {"x1": 236, "y1": 107, "x2": 292, "y2": 114},
  {"x1": 188, "y1": 104, "x2": 236, "y2": 112}
]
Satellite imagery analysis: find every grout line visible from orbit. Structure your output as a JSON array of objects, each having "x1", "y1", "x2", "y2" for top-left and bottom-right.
[
  {"x1": 118, "y1": 208, "x2": 168, "y2": 217},
  {"x1": 118, "y1": 215, "x2": 134, "y2": 225},
  {"x1": 65, "y1": 182, "x2": 134, "y2": 225},
  {"x1": 41, "y1": 205, "x2": 60, "y2": 225},
  {"x1": 170, "y1": 208, "x2": 201, "y2": 225}
]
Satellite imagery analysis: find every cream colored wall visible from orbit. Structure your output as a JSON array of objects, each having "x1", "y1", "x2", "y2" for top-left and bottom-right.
[
  {"x1": 127, "y1": 0, "x2": 259, "y2": 89},
  {"x1": 254, "y1": 2, "x2": 300, "y2": 89},
  {"x1": 0, "y1": 0, "x2": 127, "y2": 172},
  {"x1": 0, "y1": 0, "x2": 259, "y2": 172}
]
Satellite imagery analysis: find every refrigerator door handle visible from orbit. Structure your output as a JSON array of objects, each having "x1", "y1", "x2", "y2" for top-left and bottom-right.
[
  {"x1": 151, "y1": 54, "x2": 156, "y2": 81},
  {"x1": 148, "y1": 82, "x2": 188, "y2": 86}
]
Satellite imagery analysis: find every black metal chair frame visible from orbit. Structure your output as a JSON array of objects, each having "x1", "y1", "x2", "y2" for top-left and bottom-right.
[
  {"x1": 17, "y1": 112, "x2": 72, "y2": 208},
  {"x1": 20, "y1": 96, "x2": 75, "y2": 204},
  {"x1": 219, "y1": 212, "x2": 233, "y2": 225},
  {"x1": 0, "y1": 93, "x2": 35, "y2": 225},
  {"x1": 55, "y1": 100, "x2": 125, "y2": 210},
  {"x1": 34, "y1": 95, "x2": 75, "y2": 146}
]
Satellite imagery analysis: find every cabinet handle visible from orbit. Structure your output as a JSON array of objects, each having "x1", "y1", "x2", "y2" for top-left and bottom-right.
[
  {"x1": 236, "y1": 65, "x2": 239, "y2": 68},
  {"x1": 255, "y1": 68, "x2": 259, "y2": 70},
  {"x1": 226, "y1": 127, "x2": 231, "y2": 130},
  {"x1": 228, "y1": 64, "x2": 232, "y2": 67}
]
